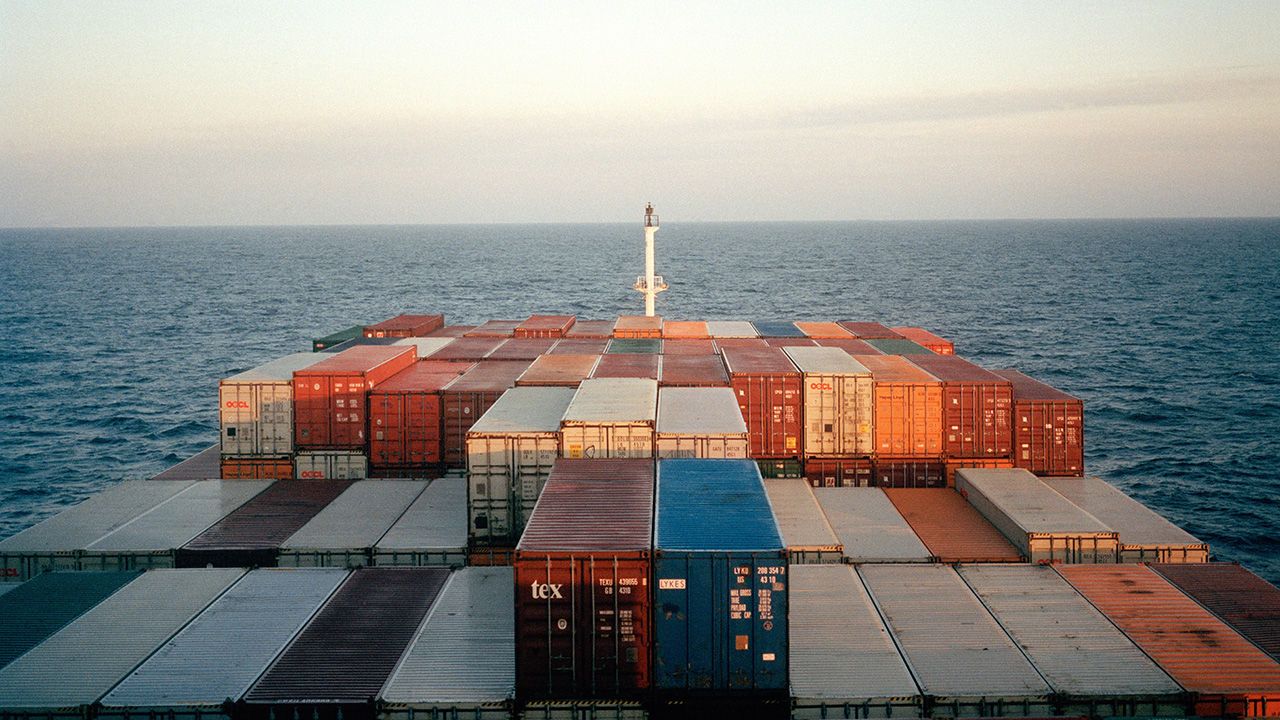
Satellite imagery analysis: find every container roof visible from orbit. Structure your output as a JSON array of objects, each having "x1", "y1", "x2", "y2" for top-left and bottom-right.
[
  {"x1": 656, "y1": 387, "x2": 747, "y2": 435},
  {"x1": 374, "y1": 360, "x2": 474, "y2": 393},
  {"x1": 296, "y1": 344, "x2": 415, "y2": 375},
  {"x1": 1043, "y1": 476, "x2": 1203, "y2": 546},
  {"x1": 655, "y1": 459, "x2": 781, "y2": 551},
  {"x1": 562, "y1": 378, "x2": 658, "y2": 423},
  {"x1": 223, "y1": 352, "x2": 328, "y2": 383},
  {"x1": 468, "y1": 387, "x2": 576, "y2": 434},
  {"x1": 375, "y1": 478, "x2": 468, "y2": 552},
  {"x1": 783, "y1": 346, "x2": 872, "y2": 375},
  {"x1": 812, "y1": 488, "x2": 931, "y2": 562},
  {"x1": 958, "y1": 468, "x2": 1113, "y2": 534},
  {"x1": 517, "y1": 459, "x2": 654, "y2": 552}
]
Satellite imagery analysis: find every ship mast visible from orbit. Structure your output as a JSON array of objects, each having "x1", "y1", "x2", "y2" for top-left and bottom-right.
[{"x1": 634, "y1": 203, "x2": 668, "y2": 316}]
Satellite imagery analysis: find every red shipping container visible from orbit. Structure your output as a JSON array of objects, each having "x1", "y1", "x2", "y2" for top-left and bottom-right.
[
  {"x1": 220, "y1": 458, "x2": 293, "y2": 480},
  {"x1": 659, "y1": 354, "x2": 729, "y2": 387},
  {"x1": 1151, "y1": 563, "x2": 1280, "y2": 661},
  {"x1": 853, "y1": 354, "x2": 943, "y2": 457},
  {"x1": 993, "y1": 369, "x2": 1084, "y2": 476},
  {"x1": 721, "y1": 346, "x2": 802, "y2": 458},
  {"x1": 514, "y1": 314, "x2": 577, "y2": 338},
  {"x1": 813, "y1": 337, "x2": 883, "y2": 355},
  {"x1": 891, "y1": 326, "x2": 955, "y2": 355},
  {"x1": 515, "y1": 459, "x2": 654, "y2": 698},
  {"x1": 614, "y1": 315, "x2": 663, "y2": 338},
  {"x1": 871, "y1": 456, "x2": 946, "y2": 488},
  {"x1": 661, "y1": 339, "x2": 717, "y2": 355},
  {"x1": 363, "y1": 314, "x2": 444, "y2": 338},
  {"x1": 763, "y1": 337, "x2": 816, "y2": 348},
  {"x1": 591, "y1": 353, "x2": 660, "y2": 380},
  {"x1": 488, "y1": 337, "x2": 559, "y2": 361},
  {"x1": 465, "y1": 319, "x2": 522, "y2": 337},
  {"x1": 564, "y1": 319, "x2": 616, "y2": 338},
  {"x1": 804, "y1": 457, "x2": 873, "y2": 487},
  {"x1": 548, "y1": 338, "x2": 609, "y2": 355},
  {"x1": 368, "y1": 360, "x2": 474, "y2": 469},
  {"x1": 427, "y1": 324, "x2": 475, "y2": 337},
  {"x1": 429, "y1": 336, "x2": 504, "y2": 361},
  {"x1": 905, "y1": 354, "x2": 1013, "y2": 458},
  {"x1": 441, "y1": 360, "x2": 533, "y2": 466},
  {"x1": 943, "y1": 457, "x2": 1014, "y2": 487},
  {"x1": 838, "y1": 321, "x2": 904, "y2": 339},
  {"x1": 293, "y1": 345, "x2": 417, "y2": 450},
  {"x1": 713, "y1": 338, "x2": 767, "y2": 350}
]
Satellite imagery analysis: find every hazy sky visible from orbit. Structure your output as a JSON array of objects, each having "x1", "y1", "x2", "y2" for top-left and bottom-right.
[{"x1": 2, "y1": 1, "x2": 1278, "y2": 226}]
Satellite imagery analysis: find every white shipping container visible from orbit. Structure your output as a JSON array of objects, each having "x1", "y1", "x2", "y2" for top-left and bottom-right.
[
  {"x1": 812, "y1": 487, "x2": 931, "y2": 563},
  {"x1": 1043, "y1": 476, "x2": 1209, "y2": 563},
  {"x1": 705, "y1": 320, "x2": 759, "y2": 338},
  {"x1": 957, "y1": 468, "x2": 1119, "y2": 564},
  {"x1": 783, "y1": 346, "x2": 874, "y2": 456},
  {"x1": 763, "y1": 479, "x2": 842, "y2": 564},
  {"x1": 392, "y1": 336, "x2": 456, "y2": 358},
  {"x1": 375, "y1": 478, "x2": 468, "y2": 567},
  {"x1": 560, "y1": 378, "x2": 657, "y2": 459},
  {"x1": 278, "y1": 480, "x2": 428, "y2": 567},
  {"x1": 655, "y1": 387, "x2": 749, "y2": 459},
  {"x1": 219, "y1": 352, "x2": 327, "y2": 457},
  {"x1": 295, "y1": 450, "x2": 368, "y2": 480},
  {"x1": 467, "y1": 387, "x2": 574, "y2": 544}
]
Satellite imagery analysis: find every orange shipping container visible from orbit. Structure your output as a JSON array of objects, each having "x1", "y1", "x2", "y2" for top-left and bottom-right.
[
  {"x1": 515, "y1": 354, "x2": 600, "y2": 387},
  {"x1": 564, "y1": 319, "x2": 615, "y2": 338},
  {"x1": 363, "y1": 313, "x2": 445, "y2": 338},
  {"x1": 794, "y1": 321, "x2": 853, "y2": 338},
  {"x1": 891, "y1": 327, "x2": 955, "y2": 355},
  {"x1": 221, "y1": 458, "x2": 293, "y2": 480},
  {"x1": 662, "y1": 320, "x2": 710, "y2": 338},
  {"x1": 614, "y1": 315, "x2": 663, "y2": 338},
  {"x1": 852, "y1": 355, "x2": 943, "y2": 457},
  {"x1": 713, "y1": 338, "x2": 768, "y2": 350},
  {"x1": 514, "y1": 314, "x2": 576, "y2": 338},
  {"x1": 1057, "y1": 564, "x2": 1280, "y2": 717},
  {"x1": 884, "y1": 488, "x2": 1022, "y2": 562}
]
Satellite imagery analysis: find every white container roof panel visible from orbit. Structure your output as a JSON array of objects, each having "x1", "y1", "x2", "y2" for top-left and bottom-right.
[
  {"x1": 790, "y1": 565, "x2": 919, "y2": 702},
  {"x1": 376, "y1": 478, "x2": 468, "y2": 552},
  {"x1": 392, "y1": 337, "x2": 455, "y2": 358},
  {"x1": 561, "y1": 378, "x2": 657, "y2": 424},
  {"x1": 87, "y1": 480, "x2": 273, "y2": 551},
  {"x1": 0, "y1": 481, "x2": 195, "y2": 551},
  {"x1": 281, "y1": 481, "x2": 428, "y2": 551},
  {"x1": 858, "y1": 564, "x2": 1051, "y2": 699},
  {"x1": 781, "y1": 346, "x2": 872, "y2": 375},
  {"x1": 812, "y1": 488, "x2": 931, "y2": 562},
  {"x1": 468, "y1": 387, "x2": 576, "y2": 434},
  {"x1": 656, "y1": 387, "x2": 748, "y2": 435},
  {"x1": 1043, "y1": 476, "x2": 1204, "y2": 547},
  {"x1": 763, "y1": 479, "x2": 841, "y2": 553},
  {"x1": 222, "y1": 352, "x2": 328, "y2": 384},
  {"x1": 381, "y1": 567, "x2": 515, "y2": 705},
  {"x1": 0, "y1": 568, "x2": 244, "y2": 708},
  {"x1": 957, "y1": 564, "x2": 1182, "y2": 697},
  {"x1": 705, "y1": 321, "x2": 758, "y2": 338},
  {"x1": 100, "y1": 568, "x2": 349, "y2": 708},
  {"x1": 957, "y1": 468, "x2": 1113, "y2": 534}
]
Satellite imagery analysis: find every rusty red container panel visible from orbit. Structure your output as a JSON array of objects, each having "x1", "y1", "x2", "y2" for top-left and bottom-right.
[
  {"x1": 871, "y1": 456, "x2": 946, "y2": 488},
  {"x1": 515, "y1": 314, "x2": 577, "y2": 338},
  {"x1": 614, "y1": 315, "x2": 663, "y2": 338},
  {"x1": 549, "y1": 338, "x2": 609, "y2": 355},
  {"x1": 363, "y1": 314, "x2": 445, "y2": 338},
  {"x1": 713, "y1": 338, "x2": 768, "y2": 350},
  {"x1": 592, "y1": 353, "x2": 660, "y2": 380},
  {"x1": 293, "y1": 345, "x2": 417, "y2": 450},
  {"x1": 565, "y1": 319, "x2": 616, "y2": 338},
  {"x1": 516, "y1": 354, "x2": 600, "y2": 387},
  {"x1": 838, "y1": 321, "x2": 904, "y2": 339},
  {"x1": 659, "y1": 354, "x2": 729, "y2": 387},
  {"x1": 515, "y1": 459, "x2": 654, "y2": 698},
  {"x1": 1152, "y1": 563, "x2": 1280, "y2": 662},
  {"x1": 426, "y1": 324, "x2": 475, "y2": 337},
  {"x1": 905, "y1": 354, "x2": 1013, "y2": 458},
  {"x1": 220, "y1": 458, "x2": 293, "y2": 480},
  {"x1": 465, "y1": 319, "x2": 522, "y2": 337},
  {"x1": 441, "y1": 360, "x2": 533, "y2": 466},
  {"x1": 891, "y1": 326, "x2": 955, "y2": 355},
  {"x1": 804, "y1": 457, "x2": 873, "y2": 487},
  {"x1": 764, "y1": 337, "x2": 816, "y2": 347},
  {"x1": 368, "y1": 360, "x2": 474, "y2": 469},
  {"x1": 993, "y1": 369, "x2": 1084, "y2": 476},
  {"x1": 662, "y1": 339, "x2": 717, "y2": 355},
  {"x1": 487, "y1": 337, "x2": 559, "y2": 360},
  {"x1": 813, "y1": 337, "x2": 884, "y2": 355},
  {"x1": 722, "y1": 346, "x2": 802, "y2": 458}
]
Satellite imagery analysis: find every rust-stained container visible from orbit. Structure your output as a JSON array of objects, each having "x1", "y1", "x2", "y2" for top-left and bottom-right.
[
  {"x1": 465, "y1": 319, "x2": 522, "y2": 337},
  {"x1": 804, "y1": 457, "x2": 873, "y2": 488},
  {"x1": 794, "y1": 321, "x2": 853, "y2": 339},
  {"x1": 487, "y1": 337, "x2": 559, "y2": 361},
  {"x1": 764, "y1": 337, "x2": 816, "y2": 347},
  {"x1": 294, "y1": 450, "x2": 367, "y2": 479},
  {"x1": 368, "y1": 360, "x2": 474, "y2": 470},
  {"x1": 655, "y1": 387, "x2": 749, "y2": 459},
  {"x1": 592, "y1": 353, "x2": 660, "y2": 380},
  {"x1": 884, "y1": 488, "x2": 1023, "y2": 562},
  {"x1": 722, "y1": 346, "x2": 802, "y2": 459},
  {"x1": 441, "y1": 360, "x2": 533, "y2": 466},
  {"x1": 1045, "y1": 476, "x2": 1208, "y2": 563},
  {"x1": 854, "y1": 354, "x2": 943, "y2": 457},
  {"x1": 813, "y1": 337, "x2": 884, "y2": 355},
  {"x1": 293, "y1": 345, "x2": 417, "y2": 450},
  {"x1": 426, "y1": 324, "x2": 474, "y2": 337},
  {"x1": 662, "y1": 338, "x2": 717, "y2": 355},
  {"x1": 663, "y1": 320, "x2": 710, "y2": 338},
  {"x1": 429, "y1": 336, "x2": 504, "y2": 361},
  {"x1": 1057, "y1": 564, "x2": 1280, "y2": 717},
  {"x1": 514, "y1": 459, "x2": 654, "y2": 698},
  {"x1": 516, "y1": 354, "x2": 600, "y2": 387},
  {"x1": 891, "y1": 326, "x2": 955, "y2": 355},
  {"x1": 614, "y1": 315, "x2": 663, "y2": 338},
  {"x1": 906, "y1": 353, "x2": 1013, "y2": 458},
  {"x1": 872, "y1": 456, "x2": 946, "y2": 488},
  {"x1": 565, "y1": 319, "x2": 616, "y2": 338},
  {"x1": 838, "y1": 321, "x2": 903, "y2": 339},
  {"x1": 783, "y1": 346, "x2": 874, "y2": 457},
  {"x1": 364, "y1": 314, "x2": 445, "y2": 338},
  {"x1": 560, "y1": 378, "x2": 657, "y2": 459},
  {"x1": 1152, "y1": 563, "x2": 1280, "y2": 661},
  {"x1": 221, "y1": 458, "x2": 294, "y2": 480},
  {"x1": 944, "y1": 457, "x2": 1015, "y2": 486},
  {"x1": 994, "y1": 369, "x2": 1084, "y2": 476},
  {"x1": 659, "y1": 354, "x2": 729, "y2": 387},
  {"x1": 515, "y1": 314, "x2": 576, "y2": 338},
  {"x1": 549, "y1": 338, "x2": 609, "y2": 355}
]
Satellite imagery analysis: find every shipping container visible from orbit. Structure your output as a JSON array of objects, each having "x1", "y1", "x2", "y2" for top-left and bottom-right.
[
  {"x1": 1, "y1": 480, "x2": 194, "y2": 581},
  {"x1": 891, "y1": 326, "x2": 955, "y2": 355},
  {"x1": 812, "y1": 488, "x2": 932, "y2": 563},
  {"x1": 515, "y1": 459, "x2": 654, "y2": 698},
  {"x1": 956, "y1": 468, "x2": 1119, "y2": 563},
  {"x1": 613, "y1": 315, "x2": 663, "y2": 338},
  {"x1": 150, "y1": 445, "x2": 221, "y2": 480},
  {"x1": 793, "y1": 321, "x2": 853, "y2": 339},
  {"x1": 0, "y1": 568, "x2": 244, "y2": 713},
  {"x1": 751, "y1": 321, "x2": 805, "y2": 338},
  {"x1": 430, "y1": 336, "x2": 505, "y2": 361},
  {"x1": 374, "y1": 478, "x2": 468, "y2": 567},
  {"x1": 515, "y1": 314, "x2": 577, "y2": 338},
  {"x1": 295, "y1": 450, "x2": 368, "y2": 479},
  {"x1": 517, "y1": 353, "x2": 601, "y2": 386},
  {"x1": 442, "y1": 360, "x2": 534, "y2": 466},
  {"x1": 994, "y1": 369, "x2": 1084, "y2": 476},
  {"x1": 883, "y1": 489, "x2": 1022, "y2": 563},
  {"x1": 466, "y1": 387, "x2": 576, "y2": 545},
  {"x1": 705, "y1": 320, "x2": 758, "y2": 338},
  {"x1": 294, "y1": 345, "x2": 417, "y2": 449},
  {"x1": 663, "y1": 320, "x2": 710, "y2": 338},
  {"x1": 390, "y1": 336, "x2": 455, "y2": 359},
  {"x1": 757, "y1": 458, "x2": 804, "y2": 479},
  {"x1": 714, "y1": 337, "x2": 769, "y2": 350},
  {"x1": 661, "y1": 338, "x2": 717, "y2": 355},
  {"x1": 380, "y1": 567, "x2": 516, "y2": 720},
  {"x1": 906, "y1": 353, "x2": 1013, "y2": 458},
  {"x1": 560, "y1": 378, "x2": 657, "y2": 459},
  {"x1": 1044, "y1": 476, "x2": 1208, "y2": 563},
  {"x1": 320, "y1": 336, "x2": 402, "y2": 353},
  {"x1": 854, "y1": 354, "x2": 943, "y2": 457},
  {"x1": 812, "y1": 336, "x2": 883, "y2": 355},
  {"x1": 278, "y1": 481, "x2": 428, "y2": 567},
  {"x1": 763, "y1": 337, "x2": 815, "y2": 347},
  {"x1": 804, "y1": 457, "x2": 873, "y2": 487},
  {"x1": 858, "y1": 564, "x2": 1053, "y2": 717},
  {"x1": 762, "y1": 479, "x2": 842, "y2": 564},
  {"x1": 364, "y1": 314, "x2": 445, "y2": 338},
  {"x1": 658, "y1": 354, "x2": 729, "y2": 387},
  {"x1": 789, "y1": 565, "x2": 922, "y2": 719},
  {"x1": 547, "y1": 338, "x2": 609, "y2": 355},
  {"x1": 243, "y1": 568, "x2": 450, "y2": 711},
  {"x1": 221, "y1": 457, "x2": 293, "y2": 479},
  {"x1": 944, "y1": 457, "x2": 1014, "y2": 486},
  {"x1": 466, "y1": 319, "x2": 523, "y2": 337},
  {"x1": 784, "y1": 346, "x2": 874, "y2": 457},
  {"x1": 1151, "y1": 563, "x2": 1280, "y2": 661},
  {"x1": 592, "y1": 353, "x2": 661, "y2": 379},
  {"x1": 864, "y1": 338, "x2": 931, "y2": 355},
  {"x1": 655, "y1": 387, "x2": 749, "y2": 459},
  {"x1": 313, "y1": 325, "x2": 365, "y2": 352},
  {"x1": 564, "y1": 319, "x2": 616, "y2": 338},
  {"x1": 1057, "y1": 564, "x2": 1280, "y2": 718},
  {"x1": 870, "y1": 456, "x2": 946, "y2": 488},
  {"x1": 0, "y1": 571, "x2": 141, "y2": 669},
  {"x1": 98, "y1": 568, "x2": 348, "y2": 718},
  {"x1": 176, "y1": 481, "x2": 352, "y2": 568},
  {"x1": 489, "y1": 337, "x2": 560, "y2": 360},
  {"x1": 653, "y1": 459, "x2": 788, "y2": 694},
  {"x1": 427, "y1": 324, "x2": 475, "y2": 337},
  {"x1": 957, "y1": 564, "x2": 1186, "y2": 717},
  {"x1": 608, "y1": 338, "x2": 663, "y2": 354},
  {"x1": 721, "y1": 346, "x2": 802, "y2": 459},
  {"x1": 368, "y1": 360, "x2": 474, "y2": 470},
  {"x1": 837, "y1": 322, "x2": 904, "y2": 339},
  {"x1": 81, "y1": 480, "x2": 273, "y2": 571}
]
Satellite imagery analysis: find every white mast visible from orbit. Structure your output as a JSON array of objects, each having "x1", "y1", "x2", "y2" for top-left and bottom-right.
[{"x1": 634, "y1": 203, "x2": 667, "y2": 316}]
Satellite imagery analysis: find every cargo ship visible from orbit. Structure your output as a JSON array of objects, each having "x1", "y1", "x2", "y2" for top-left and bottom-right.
[{"x1": 1, "y1": 209, "x2": 1278, "y2": 720}]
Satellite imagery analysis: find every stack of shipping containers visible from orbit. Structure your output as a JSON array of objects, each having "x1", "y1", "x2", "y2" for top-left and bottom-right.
[
  {"x1": 782, "y1": 346, "x2": 874, "y2": 463},
  {"x1": 906, "y1": 353, "x2": 1014, "y2": 483},
  {"x1": 514, "y1": 314, "x2": 577, "y2": 338},
  {"x1": 1151, "y1": 563, "x2": 1280, "y2": 661},
  {"x1": 658, "y1": 353, "x2": 729, "y2": 387},
  {"x1": 855, "y1": 354, "x2": 944, "y2": 488},
  {"x1": 995, "y1": 368, "x2": 1084, "y2": 476},
  {"x1": 812, "y1": 487, "x2": 932, "y2": 563},
  {"x1": 276, "y1": 480, "x2": 428, "y2": 567},
  {"x1": 441, "y1": 360, "x2": 534, "y2": 467},
  {"x1": 516, "y1": 353, "x2": 600, "y2": 386},
  {"x1": 367, "y1": 360, "x2": 474, "y2": 476},
  {"x1": 363, "y1": 314, "x2": 445, "y2": 338},
  {"x1": 373, "y1": 477, "x2": 468, "y2": 567},
  {"x1": 220, "y1": 352, "x2": 326, "y2": 479},
  {"x1": 559, "y1": 378, "x2": 657, "y2": 459},
  {"x1": 1044, "y1": 475, "x2": 1209, "y2": 563},
  {"x1": 613, "y1": 315, "x2": 663, "y2": 338},
  {"x1": 884, "y1": 488, "x2": 1023, "y2": 563},
  {"x1": 762, "y1": 478, "x2": 842, "y2": 564},
  {"x1": 0, "y1": 571, "x2": 141, "y2": 667},
  {"x1": 721, "y1": 346, "x2": 802, "y2": 468},
  {"x1": 654, "y1": 387, "x2": 749, "y2": 458},
  {"x1": 891, "y1": 326, "x2": 955, "y2": 354}
]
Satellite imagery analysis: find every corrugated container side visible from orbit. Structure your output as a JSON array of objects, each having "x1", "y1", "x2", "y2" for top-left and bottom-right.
[
  {"x1": 465, "y1": 319, "x2": 522, "y2": 337},
  {"x1": 560, "y1": 378, "x2": 657, "y2": 460},
  {"x1": 812, "y1": 488, "x2": 932, "y2": 563},
  {"x1": 784, "y1": 347, "x2": 874, "y2": 457},
  {"x1": 890, "y1": 326, "x2": 955, "y2": 354},
  {"x1": 592, "y1": 353, "x2": 661, "y2": 379},
  {"x1": 277, "y1": 481, "x2": 428, "y2": 568},
  {"x1": 0, "y1": 571, "x2": 141, "y2": 669},
  {"x1": 313, "y1": 325, "x2": 365, "y2": 352},
  {"x1": 363, "y1": 314, "x2": 445, "y2": 338},
  {"x1": 221, "y1": 458, "x2": 293, "y2": 479},
  {"x1": 885, "y1": 489, "x2": 1023, "y2": 563},
  {"x1": 661, "y1": 338, "x2": 717, "y2": 355},
  {"x1": 655, "y1": 387, "x2": 749, "y2": 459},
  {"x1": 662, "y1": 320, "x2": 710, "y2": 338},
  {"x1": 853, "y1": 354, "x2": 943, "y2": 457},
  {"x1": 905, "y1": 354, "x2": 1014, "y2": 458},
  {"x1": 487, "y1": 337, "x2": 560, "y2": 360},
  {"x1": 1151, "y1": 563, "x2": 1280, "y2": 661},
  {"x1": 368, "y1": 360, "x2": 474, "y2": 470},
  {"x1": 293, "y1": 345, "x2": 417, "y2": 450},
  {"x1": 613, "y1": 315, "x2": 663, "y2": 338},
  {"x1": 150, "y1": 445, "x2": 221, "y2": 481},
  {"x1": 793, "y1": 321, "x2": 853, "y2": 339},
  {"x1": 763, "y1": 479, "x2": 842, "y2": 564},
  {"x1": 803, "y1": 457, "x2": 873, "y2": 487},
  {"x1": 871, "y1": 456, "x2": 946, "y2": 488},
  {"x1": 757, "y1": 458, "x2": 804, "y2": 479},
  {"x1": 429, "y1": 336, "x2": 505, "y2": 361},
  {"x1": 441, "y1": 360, "x2": 534, "y2": 466},
  {"x1": 547, "y1": 338, "x2": 609, "y2": 355},
  {"x1": 994, "y1": 369, "x2": 1084, "y2": 476},
  {"x1": 658, "y1": 354, "x2": 729, "y2": 387},
  {"x1": 220, "y1": 352, "x2": 328, "y2": 457},
  {"x1": 564, "y1": 319, "x2": 616, "y2": 338},
  {"x1": 514, "y1": 314, "x2": 576, "y2": 338},
  {"x1": 374, "y1": 478, "x2": 468, "y2": 567},
  {"x1": 721, "y1": 347, "x2": 802, "y2": 459},
  {"x1": 837, "y1": 321, "x2": 903, "y2": 339},
  {"x1": 294, "y1": 450, "x2": 368, "y2": 480},
  {"x1": 1044, "y1": 476, "x2": 1208, "y2": 563}
]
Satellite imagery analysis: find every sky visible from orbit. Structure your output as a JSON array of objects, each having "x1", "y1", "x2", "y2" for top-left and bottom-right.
[{"x1": 2, "y1": 1, "x2": 1278, "y2": 226}]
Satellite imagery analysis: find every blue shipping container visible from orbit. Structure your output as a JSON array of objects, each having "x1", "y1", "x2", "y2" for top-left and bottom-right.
[
  {"x1": 749, "y1": 321, "x2": 806, "y2": 338},
  {"x1": 653, "y1": 459, "x2": 788, "y2": 693}
]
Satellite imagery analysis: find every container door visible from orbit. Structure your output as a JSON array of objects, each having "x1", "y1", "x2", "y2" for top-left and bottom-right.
[
  {"x1": 466, "y1": 436, "x2": 514, "y2": 544},
  {"x1": 581, "y1": 556, "x2": 650, "y2": 695},
  {"x1": 516, "y1": 558, "x2": 579, "y2": 697}
]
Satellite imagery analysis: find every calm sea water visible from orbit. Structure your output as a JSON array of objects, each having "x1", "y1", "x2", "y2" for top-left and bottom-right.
[{"x1": 0, "y1": 220, "x2": 1277, "y2": 582}]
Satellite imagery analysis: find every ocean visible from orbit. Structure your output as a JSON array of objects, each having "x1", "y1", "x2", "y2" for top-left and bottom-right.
[{"x1": 1, "y1": 219, "x2": 1277, "y2": 582}]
